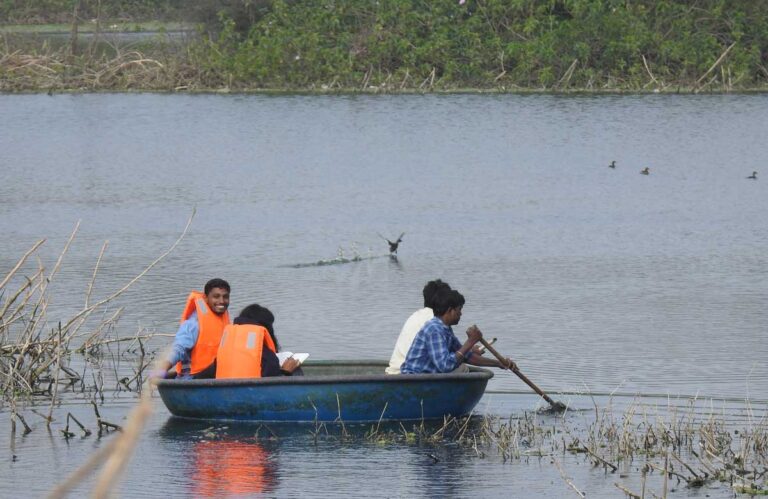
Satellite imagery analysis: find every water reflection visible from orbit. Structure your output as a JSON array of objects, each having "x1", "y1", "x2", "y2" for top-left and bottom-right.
[
  {"x1": 194, "y1": 440, "x2": 277, "y2": 496},
  {"x1": 159, "y1": 418, "x2": 280, "y2": 496},
  {"x1": 155, "y1": 416, "x2": 509, "y2": 497}
]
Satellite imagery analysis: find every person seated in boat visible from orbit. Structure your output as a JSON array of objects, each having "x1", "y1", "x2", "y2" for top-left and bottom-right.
[
  {"x1": 386, "y1": 279, "x2": 451, "y2": 374},
  {"x1": 400, "y1": 288, "x2": 516, "y2": 374},
  {"x1": 216, "y1": 303, "x2": 302, "y2": 378},
  {"x1": 153, "y1": 278, "x2": 232, "y2": 380}
]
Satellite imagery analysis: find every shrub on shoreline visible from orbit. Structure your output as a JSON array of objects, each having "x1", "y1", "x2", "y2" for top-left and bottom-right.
[{"x1": 2, "y1": 0, "x2": 767, "y2": 92}]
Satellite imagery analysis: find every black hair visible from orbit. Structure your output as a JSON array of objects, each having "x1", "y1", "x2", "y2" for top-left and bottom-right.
[
  {"x1": 423, "y1": 279, "x2": 450, "y2": 309},
  {"x1": 234, "y1": 303, "x2": 279, "y2": 351},
  {"x1": 432, "y1": 288, "x2": 465, "y2": 316},
  {"x1": 204, "y1": 278, "x2": 230, "y2": 295}
]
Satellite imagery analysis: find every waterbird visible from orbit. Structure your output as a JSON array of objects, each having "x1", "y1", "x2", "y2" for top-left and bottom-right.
[
  {"x1": 747, "y1": 171, "x2": 757, "y2": 179},
  {"x1": 379, "y1": 232, "x2": 404, "y2": 254},
  {"x1": 640, "y1": 167, "x2": 650, "y2": 175},
  {"x1": 609, "y1": 160, "x2": 616, "y2": 169}
]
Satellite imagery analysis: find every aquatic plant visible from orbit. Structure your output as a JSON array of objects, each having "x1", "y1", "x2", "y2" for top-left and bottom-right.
[
  {"x1": 0, "y1": 212, "x2": 194, "y2": 432},
  {"x1": 475, "y1": 399, "x2": 768, "y2": 497},
  {"x1": 281, "y1": 397, "x2": 767, "y2": 496}
]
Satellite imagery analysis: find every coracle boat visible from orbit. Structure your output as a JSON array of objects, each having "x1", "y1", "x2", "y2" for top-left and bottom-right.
[{"x1": 155, "y1": 360, "x2": 493, "y2": 422}]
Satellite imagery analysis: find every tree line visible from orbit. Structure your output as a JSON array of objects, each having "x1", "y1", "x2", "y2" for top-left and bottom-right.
[{"x1": 2, "y1": 0, "x2": 767, "y2": 92}]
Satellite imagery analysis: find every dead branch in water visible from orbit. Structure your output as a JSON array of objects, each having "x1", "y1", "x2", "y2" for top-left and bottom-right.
[
  {"x1": 1, "y1": 210, "x2": 195, "y2": 421},
  {"x1": 49, "y1": 349, "x2": 168, "y2": 498}
]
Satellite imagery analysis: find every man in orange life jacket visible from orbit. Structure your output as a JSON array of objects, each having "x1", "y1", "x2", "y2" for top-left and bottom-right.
[{"x1": 155, "y1": 278, "x2": 231, "y2": 379}]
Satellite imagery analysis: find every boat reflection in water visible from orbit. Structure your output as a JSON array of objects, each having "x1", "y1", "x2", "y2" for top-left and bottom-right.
[
  {"x1": 156, "y1": 410, "x2": 497, "y2": 497},
  {"x1": 159, "y1": 418, "x2": 280, "y2": 497},
  {"x1": 194, "y1": 440, "x2": 277, "y2": 496}
]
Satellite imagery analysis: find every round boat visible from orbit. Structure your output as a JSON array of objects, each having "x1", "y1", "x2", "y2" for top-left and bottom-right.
[{"x1": 155, "y1": 360, "x2": 493, "y2": 422}]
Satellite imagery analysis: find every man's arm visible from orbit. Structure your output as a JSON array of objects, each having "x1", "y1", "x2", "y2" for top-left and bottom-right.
[
  {"x1": 454, "y1": 325, "x2": 482, "y2": 361},
  {"x1": 466, "y1": 355, "x2": 517, "y2": 370},
  {"x1": 460, "y1": 326, "x2": 516, "y2": 370},
  {"x1": 156, "y1": 316, "x2": 199, "y2": 374}
]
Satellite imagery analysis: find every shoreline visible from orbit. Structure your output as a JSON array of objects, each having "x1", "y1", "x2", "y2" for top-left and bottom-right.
[{"x1": 4, "y1": 87, "x2": 768, "y2": 95}]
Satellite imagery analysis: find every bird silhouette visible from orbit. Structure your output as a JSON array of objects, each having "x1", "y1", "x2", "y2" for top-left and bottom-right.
[
  {"x1": 640, "y1": 167, "x2": 650, "y2": 175},
  {"x1": 747, "y1": 171, "x2": 757, "y2": 179},
  {"x1": 609, "y1": 160, "x2": 616, "y2": 169},
  {"x1": 379, "y1": 232, "x2": 404, "y2": 254}
]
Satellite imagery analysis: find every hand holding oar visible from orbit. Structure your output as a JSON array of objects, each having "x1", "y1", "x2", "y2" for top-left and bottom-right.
[
  {"x1": 475, "y1": 337, "x2": 497, "y2": 354},
  {"x1": 478, "y1": 338, "x2": 566, "y2": 412}
]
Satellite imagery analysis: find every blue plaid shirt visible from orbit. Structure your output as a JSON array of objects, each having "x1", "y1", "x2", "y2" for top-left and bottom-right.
[{"x1": 400, "y1": 317, "x2": 471, "y2": 373}]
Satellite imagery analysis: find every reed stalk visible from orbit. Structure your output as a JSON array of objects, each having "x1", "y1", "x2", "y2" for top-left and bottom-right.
[{"x1": 1, "y1": 211, "x2": 194, "y2": 431}]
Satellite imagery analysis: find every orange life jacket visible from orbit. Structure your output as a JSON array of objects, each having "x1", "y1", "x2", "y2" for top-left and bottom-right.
[
  {"x1": 176, "y1": 291, "x2": 231, "y2": 376},
  {"x1": 215, "y1": 324, "x2": 277, "y2": 379}
]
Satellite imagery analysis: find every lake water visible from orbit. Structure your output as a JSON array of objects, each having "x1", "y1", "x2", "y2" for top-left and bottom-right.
[{"x1": 1, "y1": 93, "x2": 766, "y2": 497}]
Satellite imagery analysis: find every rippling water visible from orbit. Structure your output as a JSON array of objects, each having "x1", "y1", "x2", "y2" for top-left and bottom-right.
[
  {"x1": 2, "y1": 395, "x2": 764, "y2": 498},
  {"x1": 2, "y1": 92, "x2": 765, "y2": 400},
  {"x1": 1, "y1": 92, "x2": 766, "y2": 496}
]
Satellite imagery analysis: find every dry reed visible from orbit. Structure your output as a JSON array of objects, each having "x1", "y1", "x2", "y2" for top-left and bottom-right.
[
  {"x1": 0, "y1": 43, "x2": 181, "y2": 92},
  {"x1": 300, "y1": 396, "x2": 766, "y2": 496},
  {"x1": 2, "y1": 211, "x2": 194, "y2": 495}
]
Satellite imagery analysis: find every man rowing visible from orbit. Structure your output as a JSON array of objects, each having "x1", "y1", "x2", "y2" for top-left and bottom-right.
[{"x1": 400, "y1": 287, "x2": 515, "y2": 374}]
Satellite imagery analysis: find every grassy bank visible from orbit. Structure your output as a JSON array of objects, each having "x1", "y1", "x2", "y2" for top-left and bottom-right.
[
  {"x1": 0, "y1": 21, "x2": 192, "y2": 34},
  {"x1": 2, "y1": 0, "x2": 768, "y2": 93}
]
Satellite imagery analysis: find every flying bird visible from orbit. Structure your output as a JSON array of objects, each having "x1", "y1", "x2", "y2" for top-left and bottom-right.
[{"x1": 379, "y1": 232, "x2": 404, "y2": 254}]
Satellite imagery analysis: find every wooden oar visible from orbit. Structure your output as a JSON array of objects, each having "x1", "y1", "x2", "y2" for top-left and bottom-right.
[
  {"x1": 479, "y1": 338, "x2": 566, "y2": 412},
  {"x1": 476, "y1": 337, "x2": 496, "y2": 354}
]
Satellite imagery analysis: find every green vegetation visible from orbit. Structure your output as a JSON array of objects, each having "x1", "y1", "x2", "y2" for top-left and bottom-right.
[
  {"x1": 0, "y1": 21, "x2": 189, "y2": 33},
  {"x1": 2, "y1": 0, "x2": 768, "y2": 92},
  {"x1": 0, "y1": 0, "x2": 179, "y2": 23}
]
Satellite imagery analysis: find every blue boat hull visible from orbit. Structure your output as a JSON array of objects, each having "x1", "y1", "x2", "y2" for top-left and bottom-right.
[{"x1": 155, "y1": 361, "x2": 493, "y2": 422}]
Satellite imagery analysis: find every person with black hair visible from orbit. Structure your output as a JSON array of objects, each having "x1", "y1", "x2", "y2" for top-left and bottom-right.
[
  {"x1": 153, "y1": 278, "x2": 232, "y2": 380},
  {"x1": 216, "y1": 303, "x2": 302, "y2": 378},
  {"x1": 385, "y1": 279, "x2": 451, "y2": 374},
  {"x1": 401, "y1": 288, "x2": 515, "y2": 374}
]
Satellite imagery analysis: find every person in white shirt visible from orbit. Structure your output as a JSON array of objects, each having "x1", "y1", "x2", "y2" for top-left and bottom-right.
[{"x1": 385, "y1": 279, "x2": 450, "y2": 374}]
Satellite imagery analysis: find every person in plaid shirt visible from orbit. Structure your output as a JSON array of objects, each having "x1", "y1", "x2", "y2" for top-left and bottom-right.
[{"x1": 400, "y1": 287, "x2": 515, "y2": 374}]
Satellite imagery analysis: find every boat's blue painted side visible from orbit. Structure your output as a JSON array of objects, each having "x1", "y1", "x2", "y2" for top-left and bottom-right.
[{"x1": 155, "y1": 361, "x2": 493, "y2": 422}]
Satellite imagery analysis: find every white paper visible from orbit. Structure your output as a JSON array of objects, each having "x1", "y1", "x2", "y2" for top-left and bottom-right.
[{"x1": 276, "y1": 351, "x2": 309, "y2": 366}]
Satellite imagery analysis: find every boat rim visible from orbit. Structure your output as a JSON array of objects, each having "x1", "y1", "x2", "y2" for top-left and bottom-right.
[{"x1": 154, "y1": 361, "x2": 493, "y2": 388}]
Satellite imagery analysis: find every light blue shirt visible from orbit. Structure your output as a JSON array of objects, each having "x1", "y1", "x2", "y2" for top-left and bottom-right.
[{"x1": 167, "y1": 312, "x2": 200, "y2": 378}]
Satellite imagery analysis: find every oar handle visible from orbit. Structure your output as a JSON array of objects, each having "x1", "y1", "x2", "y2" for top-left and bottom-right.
[
  {"x1": 478, "y1": 338, "x2": 512, "y2": 368},
  {"x1": 476, "y1": 337, "x2": 496, "y2": 354},
  {"x1": 478, "y1": 338, "x2": 559, "y2": 407}
]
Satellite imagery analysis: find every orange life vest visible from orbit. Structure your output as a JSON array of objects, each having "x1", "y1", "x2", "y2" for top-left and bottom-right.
[
  {"x1": 215, "y1": 324, "x2": 277, "y2": 379},
  {"x1": 176, "y1": 291, "x2": 231, "y2": 376}
]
